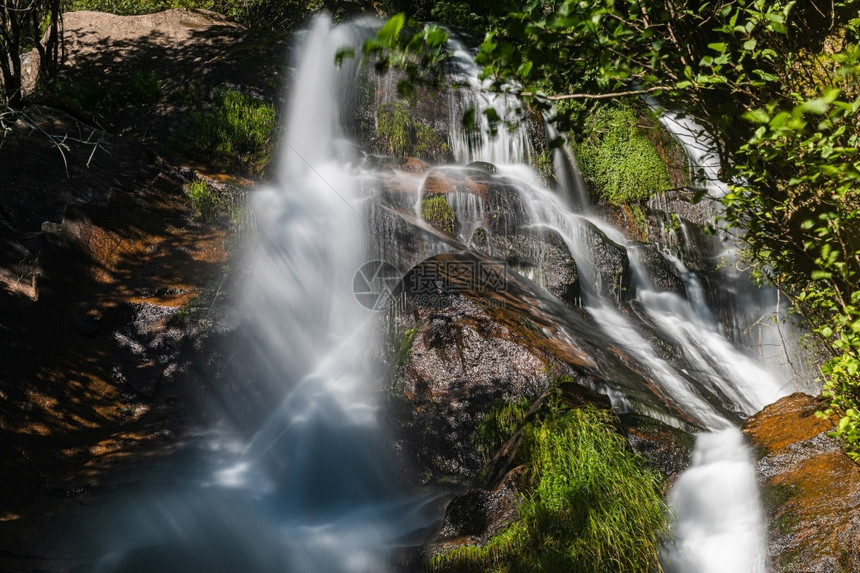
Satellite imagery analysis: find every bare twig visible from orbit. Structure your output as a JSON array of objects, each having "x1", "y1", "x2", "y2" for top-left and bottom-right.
[
  {"x1": 519, "y1": 85, "x2": 667, "y2": 101},
  {"x1": 1, "y1": 104, "x2": 107, "y2": 176}
]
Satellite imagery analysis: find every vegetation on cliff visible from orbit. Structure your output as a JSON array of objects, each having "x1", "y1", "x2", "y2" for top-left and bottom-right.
[
  {"x1": 369, "y1": 0, "x2": 860, "y2": 457},
  {"x1": 433, "y1": 395, "x2": 667, "y2": 572},
  {"x1": 573, "y1": 102, "x2": 672, "y2": 205}
]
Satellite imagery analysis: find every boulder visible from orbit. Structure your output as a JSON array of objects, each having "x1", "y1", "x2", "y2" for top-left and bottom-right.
[{"x1": 742, "y1": 393, "x2": 860, "y2": 572}]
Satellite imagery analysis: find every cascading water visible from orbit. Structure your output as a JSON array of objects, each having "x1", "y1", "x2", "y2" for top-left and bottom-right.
[
  {"x1": 439, "y1": 52, "x2": 788, "y2": 569},
  {"x1": 73, "y1": 20, "x2": 794, "y2": 572},
  {"x1": 446, "y1": 35, "x2": 531, "y2": 165},
  {"x1": 79, "y1": 15, "x2": 438, "y2": 573},
  {"x1": 654, "y1": 107, "x2": 815, "y2": 390},
  {"x1": 218, "y1": 15, "x2": 441, "y2": 570}
]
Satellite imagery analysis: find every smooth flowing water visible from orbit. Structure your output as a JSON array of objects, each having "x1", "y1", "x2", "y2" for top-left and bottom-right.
[
  {"x1": 440, "y1": 54, "x2": 789, "y2": 571},
  {"x1": 81, "y1": 17, "x2": 792, "y2": 572}
]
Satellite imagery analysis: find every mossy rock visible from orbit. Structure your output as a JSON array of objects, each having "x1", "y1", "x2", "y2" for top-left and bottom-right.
[{"x1": 421, "y1": 195, "x2": 456, "y2": 235}]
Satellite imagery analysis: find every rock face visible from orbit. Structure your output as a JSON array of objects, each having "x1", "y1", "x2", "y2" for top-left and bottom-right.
[
  {"x1": 386, "y1": 252, "x2": 699, "y2": 487},
  {"x1": 578, "y1": 219, "x2": 633, "y2": 303},
  {"x1": 743, "y1": 393, "x2": 860, "y2": 572},
  {"x1": 629, "y1": 242, "x2": 686, "y2": 297}
]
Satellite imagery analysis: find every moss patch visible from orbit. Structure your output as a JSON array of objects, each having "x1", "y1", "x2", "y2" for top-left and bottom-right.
[
  {"x1": 421, "y1": 195, "x2": 456, "y2": 235},
  {"x1": 376, "y1": 102, "x2": 450, "y2": 163},
  {"x1": 574, "y1": 102, "x2": 672, "y2": 205}
]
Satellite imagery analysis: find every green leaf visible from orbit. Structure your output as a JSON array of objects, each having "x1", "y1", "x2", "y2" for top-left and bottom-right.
[
  {"x1": 379, "y1": 13, "x2": 406, "y2": 42},
  {"x1": 423, "y1": 27, "x2": 448, "y2": 49},
  {"x1": 708, "y1": 42, "x2": 727, "y2": 53},
  {"x1": 743, "y1": 38, "x2": 757, "y2": 51},
  {"x1": 517, "y1": 61, "x2": 533, "y2": 78},
  {"x1": 743, "y1": 109, "x2": 770, "y2": 124},
  {"x1": 800, "y1": 98, "x2": 829, "y2": 115}
]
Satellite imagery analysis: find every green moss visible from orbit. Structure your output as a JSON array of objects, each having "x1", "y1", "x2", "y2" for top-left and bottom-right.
[
  {"x1": 574, "y1": 102, "x2": 672, "y2": 205},
  {"x1": 171, "y1": 87, "x2": 276, "y2": 176},
  {"x1": 376, "y1": 101, "x2": 450, "y2": 162},
  {"x1": 533, "y1": 149, "x2": 555, "y2": 186},
  {"x1": 421, "y1": 195, "x2": 456, "y2": 235},
  {"x1": 432, "y1": 398, "x2": 667, "y2": 573}
]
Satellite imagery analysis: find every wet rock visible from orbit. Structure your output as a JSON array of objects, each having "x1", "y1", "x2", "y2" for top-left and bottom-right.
[
  {"x1": 619, "y1": 412, "x2": 694, "y2": 484},
  {"x1": 388, "y1": 254, "x2": 599, "y2": 484},
  {"x1": 421, "y1": 168, "x2": 490, "y2": 200},
  {"x1": 399, "y1": 157, "x2": 431, "y2": 173},
  {"x1": 365, "y1": 204, "x2": 456, "y2": 273},
  {"x1": 392, "y1": 291, "x2": 560, "y2": 482},
  {"x1": 580, "y1": 219, "x2": 633, "y2": 303},
  {"x1": 111, "y1": 302, "x2": 183, "y2": 398},
  {"x1": 630, "y1": 243, "x2": 686, "y2": 297},
  {"x1": 485, "y1": 227, "x2": 581, "y2": 308},
  {"x1": 484, "y1": 180, "x2": 530, "y2": 236},
  {"x1": 434, "y1": 466, "x2": 524, "y2": 546},
  {"x1": 742, "y1": 393, "x2": 860, "y2": 572},
  {"x1": 466, "y1": 161, "x2": 497, "y2": 174}
]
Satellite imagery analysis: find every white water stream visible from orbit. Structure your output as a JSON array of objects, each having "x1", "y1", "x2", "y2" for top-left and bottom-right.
[
  {"x1": 444, "y1": 45, "x2": 789, "y2": 572},
  {"x1": 81, "y1": 18, "x2": 793, "y2": 572}
]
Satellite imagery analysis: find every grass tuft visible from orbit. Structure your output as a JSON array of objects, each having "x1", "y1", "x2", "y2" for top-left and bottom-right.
[
  {"x1": 433, "y1": 398, "x2": 668, "y2": 572},
  {"x1": 171, "y1": 87, "x2": 276, "y2": 176},
  {"x1": 421, "y1": 195, "x2": 456, "y2": 235}
]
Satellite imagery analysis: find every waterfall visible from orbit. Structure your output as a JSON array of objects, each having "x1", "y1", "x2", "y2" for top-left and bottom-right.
[
  {"x1": 220, "y1": 15, "x2": 437, "y2": 570},
  {"x1": 447, "y1": 92, "x2": 786, "y2": 567},
  {"x1": 75, "y1": 20, "x2": 793, "y2": 572},
  {"x1": 654, "y1": 107, "x2": 815, "y2": 390},
  {"x1": 446, "y1": 35, "x2": 532, "y2": 164},
  {"x1": 83, "y1": 15, "x2": 438, "y2": 573}
]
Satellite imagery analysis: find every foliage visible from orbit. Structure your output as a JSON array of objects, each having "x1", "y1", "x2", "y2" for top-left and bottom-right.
[
  {"x1": 432, "y1": 399, "x2": 667, "y2": 572},
  {"x1": 421, "y1": 195, "x2": 456, "y2": 235},
  {"x1": 185, "y1": 176, "x2": 248, "y2": 227},
  {"x1": 171, "y1": 87, "x2": 276, "y2": 175},
  {"x1": 68, "y1": 0, "x2": 185, "y2": 15},
  {"x1": 359, "y1": 13, "x2": 453, "y2": 99},
  {"x1": 385, "y1": 0, "x2": 514, "y2": 36},
  {"x1": 376, "y1": 101, "x2": 449, "y2": 161},
  {"x1": 68, "y1": 0, "x2": 324, "y2": 31},
  {"x1": 0, "y1": 0, "x2": 63, "y2": 106},
  {"x1": 477, "y1": 0, "x2": 860, "y2": 457},
  {"x1": 574, "y1": 102, "x2": 672, "y2": 205},
  {"x1": 53, "y1": 70, "x2": 162, "y2": 119}
]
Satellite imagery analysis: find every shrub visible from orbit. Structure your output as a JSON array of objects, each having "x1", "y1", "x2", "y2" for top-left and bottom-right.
[
  {"x1": 432, "y1": 399, "x2": 667, "y2": 572},
  {"x1": 53, "y1": 69, "x2": 162, "y2": 118},
  {"x1": 68, "y1": 0, "x2": 318, "y2": 31},
  {"x1": 186, "y1": 179, "x2": 220, "y2": 221}
]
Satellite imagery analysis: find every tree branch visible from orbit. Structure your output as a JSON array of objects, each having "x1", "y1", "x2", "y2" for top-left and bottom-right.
[{"x1": 519, "y1": 85, "x2": 667, "y2": 101}]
